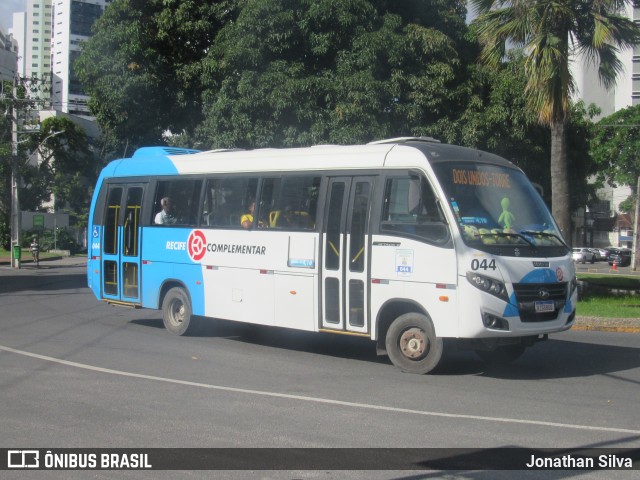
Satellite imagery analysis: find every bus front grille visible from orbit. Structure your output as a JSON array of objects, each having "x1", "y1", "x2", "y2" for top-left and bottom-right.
[{"x1": 512, "y1": 282, "x2": 568, "y2": 322}]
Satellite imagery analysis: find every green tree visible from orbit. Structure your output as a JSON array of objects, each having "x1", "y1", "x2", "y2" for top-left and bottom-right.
[
  {"x1": 198, "y1": 0, "x2": 471, "y2": 148},
  {"x1": 471, "y1": 0, "x2": 640, "y2": 243},
  {"x1": 591, "y1": 104, "x2": 640, "y2": 188},
  {"x1": 0, "y1": 81, "x2": 12, "y2": 248},
  {"x1": 455, "y1": 49, "x2": 598, "y2": 212},
  {"x1": 75, "y1": 0, "x2": 237, "y2": 149},
  {"x1": 20, "y1": 117, "x2": 97, "y2": 225}
]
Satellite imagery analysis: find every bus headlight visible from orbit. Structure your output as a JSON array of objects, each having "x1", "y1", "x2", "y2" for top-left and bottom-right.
[{"x1": 466, "y1": 271, "x2": 508, "y2": 302}]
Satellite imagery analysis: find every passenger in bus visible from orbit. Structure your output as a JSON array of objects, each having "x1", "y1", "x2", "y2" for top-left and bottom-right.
[
  {"x1": 279, "y1": 206, "x2": 296, "y2": 228},
  {"x1": 154, "y1": 197, "x2": 177, "y2": 225},
  {"x1": 241, "y1": 200, "x2": 256, "y2": 229}
]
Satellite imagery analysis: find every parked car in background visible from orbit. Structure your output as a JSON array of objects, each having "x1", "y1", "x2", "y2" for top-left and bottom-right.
[
  {"x1": 595, "y1": 248, "x2": 610, "y2": 261},
  {"x1": 588, "y1": 248, "x2": 604, "y2": 261},
  {"x1": 572, "y1": 247, "x2": 595, "y2": 264},
  {"x1": 605, "y1": 247, "x2": 620, "y2": 257},
  {"x1": 608, "y1": 249, "x2": 632, "y2": 267}
]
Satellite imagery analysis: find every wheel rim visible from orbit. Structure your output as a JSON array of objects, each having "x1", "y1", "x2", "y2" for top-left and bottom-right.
[
  {"x1": 169, "y1": 298, "x2": 185, "y2": 327},
  {"x1": 399, "y1": 327, "x2": 429, "y2": 361}
]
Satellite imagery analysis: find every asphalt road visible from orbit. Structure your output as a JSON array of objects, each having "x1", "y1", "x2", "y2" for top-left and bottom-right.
[{"x1": 1, "y1": 262, "x2": 639, "y2": 479}]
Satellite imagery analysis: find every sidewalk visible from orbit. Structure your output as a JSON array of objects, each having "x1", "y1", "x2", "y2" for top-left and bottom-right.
[{"x1": 0, "y1": 254, "x2": 86, "y2": 270}]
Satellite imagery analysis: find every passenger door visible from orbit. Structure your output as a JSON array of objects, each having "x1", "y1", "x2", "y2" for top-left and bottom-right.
[
  {"x1": 320, "y1": 176, "x2": 374, "y2": 334},
  {"x1": 101, "y1": 184, "x2": 145, "y2": 304}
]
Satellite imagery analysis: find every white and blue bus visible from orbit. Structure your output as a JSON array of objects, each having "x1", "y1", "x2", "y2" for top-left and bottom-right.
[{"x1": 87, "y1": 137, "x2": 576, "y2": 374}]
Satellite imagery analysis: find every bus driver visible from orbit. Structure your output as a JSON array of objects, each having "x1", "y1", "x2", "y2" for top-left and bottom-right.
[{"x1": 155, "y1": 197, "x2": 177, "y2": 225}]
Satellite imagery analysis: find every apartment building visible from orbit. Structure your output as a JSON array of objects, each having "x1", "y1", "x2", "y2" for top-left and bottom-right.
[
  {"x1": 9, "y1": 0, "x2": 110, "y2": 116},
  {"x1": 0, "y1": 27, "x2": 18, "y2": 82},
  {"x1": 50, "y1": 0, "x2": 111, "y2": 117}
]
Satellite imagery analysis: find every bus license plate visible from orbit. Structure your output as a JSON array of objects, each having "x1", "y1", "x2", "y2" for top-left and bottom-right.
[{"x1": 534, "y1": 301, "x2": 555, "y2": 313}]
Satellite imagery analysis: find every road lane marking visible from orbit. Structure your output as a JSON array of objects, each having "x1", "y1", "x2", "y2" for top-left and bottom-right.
[{"x1": 2, "y1": 343, "x2": 639, "y2": 436}]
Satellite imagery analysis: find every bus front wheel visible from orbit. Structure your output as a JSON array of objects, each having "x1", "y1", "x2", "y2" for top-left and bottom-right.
[
  {"x1": 162, "y1": 287, "x2": 197, "y2": 336},
  {"x1": 386, "y1": 313, "x2": 443, "y2": 374}
]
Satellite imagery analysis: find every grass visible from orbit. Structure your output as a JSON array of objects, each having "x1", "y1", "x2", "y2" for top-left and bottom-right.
[
  {"x1": 577, "y1": 273, "x2": 640, "y2": 290},
  {"x1": 576, "y1": 273, "x2": 640, "y2": 318},
  {"x1": 576, "y1": 295, "x2": 640, "y2": 318}
]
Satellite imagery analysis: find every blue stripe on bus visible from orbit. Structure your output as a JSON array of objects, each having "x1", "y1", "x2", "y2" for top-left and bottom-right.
[
  {"x1": 95, "y1": 147, "x2": 201, "y2": 181},
  {"x1": 141, "y1": 228, "x2": 204, "y2": 314}
]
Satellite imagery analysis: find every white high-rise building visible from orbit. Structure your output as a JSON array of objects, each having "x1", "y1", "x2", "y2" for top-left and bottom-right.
[
  {"x1": 25, "y1": 0, "x2": 53, "y2": 82},
  {"x1": 569, "y1": 2, "x2": 637, "y2": 118},
  {"x1": 568, "y1": 2, "x2": 638, "y2": 249},
  {"x1": 50, "y1": 0, "x2": 112, "y2": 117},
  {"x1": 11, "y1": 12, "x2": 27, "y2": 77}
]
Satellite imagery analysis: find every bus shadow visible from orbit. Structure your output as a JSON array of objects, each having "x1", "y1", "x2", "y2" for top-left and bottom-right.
[
  {"x1": 130, "y1": 317, "x2": 640, "y2": 379},
  {"x1": 209, "y1": 319, "x2": 385, "y2": 364},
  {"x1": 436, "y1": 338, "x2": 640, "y2": 381},
  {"x1": 132, "y1": 316, "x2": 386, "y2": 364}
]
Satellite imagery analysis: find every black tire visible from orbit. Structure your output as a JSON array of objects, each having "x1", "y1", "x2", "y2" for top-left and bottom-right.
[
  {"x1": 162, "y1": 286, "x2": 198, "y2": 336},
  {"x1": 385, "y1": 313, "x2": 443, "y2": 374},
  {"x1": 475, "y1": 345, "x2": 526, "y2": 364}
]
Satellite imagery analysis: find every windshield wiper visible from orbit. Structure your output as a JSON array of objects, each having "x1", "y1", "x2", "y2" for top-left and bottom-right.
[
  {"x1": 520, "y1": 230, "x2": 569, "y2": 249},
  {"x1": 478, "y1": 231, "x2": 536, "y2": 249}
]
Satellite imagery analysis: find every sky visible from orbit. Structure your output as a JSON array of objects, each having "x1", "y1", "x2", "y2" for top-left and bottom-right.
[{"x1": 0, "y1": 0, "x2": 25, "y2": 33}]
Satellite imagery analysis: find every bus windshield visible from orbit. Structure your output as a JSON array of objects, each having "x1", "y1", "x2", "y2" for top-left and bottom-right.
[{"x1": 432, "y1": 162, "x2": 567, "y2": 251}]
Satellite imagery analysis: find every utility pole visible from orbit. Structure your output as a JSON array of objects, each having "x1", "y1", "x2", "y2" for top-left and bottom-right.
[
  {"x1": 10, "y1": 76, "x2": 20, "y2": 269},
  {"x1": 633, "y1": 175, "x2": 640, "y2": 272}
]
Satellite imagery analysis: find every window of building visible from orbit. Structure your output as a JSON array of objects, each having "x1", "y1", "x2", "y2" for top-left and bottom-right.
[{"x1": 70, "y1": 1, "x2": 104, "y2": 36}]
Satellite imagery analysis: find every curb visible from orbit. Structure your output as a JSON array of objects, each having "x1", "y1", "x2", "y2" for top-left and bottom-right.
[{"x1": 573, "y1": 316, "x2": 640, "y2": 333}]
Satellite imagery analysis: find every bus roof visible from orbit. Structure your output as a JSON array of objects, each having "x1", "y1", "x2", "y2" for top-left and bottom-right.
[{"x1": 104, "y1": 138, "x2": 517, "y2": 178}]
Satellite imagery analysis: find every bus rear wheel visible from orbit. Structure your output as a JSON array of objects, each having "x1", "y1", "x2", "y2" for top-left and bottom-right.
[
  {"x1": 162, "y1": 286, "x2": 198, "y2": 336},
  {"x1": 386, "y1": 313, "x2": 443, "y2": 374}
]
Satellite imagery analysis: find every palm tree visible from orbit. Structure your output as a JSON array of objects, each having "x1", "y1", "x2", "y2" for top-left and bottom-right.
[{"x1": 470, "y1": 0, "x2": 640, "y2": 242}]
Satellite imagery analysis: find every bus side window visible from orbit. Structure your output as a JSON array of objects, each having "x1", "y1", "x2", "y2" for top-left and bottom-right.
[
  {"x1": 200, "y1": 177, "x2": 258, "y2": 228},
  {"x1": 259, "y1": 178, "x2": 282, "y2": 228},
  {"x1": 268, "y1": 176, "x2": 320, "y2": 230},
  {"x1": 152, "y1": 179, "x2": 202, "y2": 226},
  {"x1": 381, "y1": 175, "x2": 448, "y2": 244}
]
